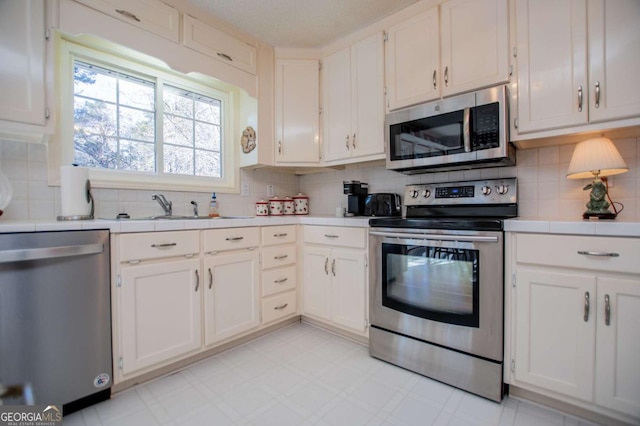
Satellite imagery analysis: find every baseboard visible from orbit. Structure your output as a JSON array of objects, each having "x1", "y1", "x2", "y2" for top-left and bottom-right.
[{"x1": 300, "y1": 315, "x2": 369, "y2": 345}]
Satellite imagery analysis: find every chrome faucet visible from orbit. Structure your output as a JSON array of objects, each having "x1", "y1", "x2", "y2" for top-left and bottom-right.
[
  {"x1": 190, "y1": 201, "x2": 198, "y2": 217},
  {"x1": 152, "y1": 194, "x2": 172, "y2": 216}
]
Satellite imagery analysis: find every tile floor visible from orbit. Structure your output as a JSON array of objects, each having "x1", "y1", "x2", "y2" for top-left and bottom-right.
[{"x1": 64, "y1": 323, "x2": 601, "y2": 426}]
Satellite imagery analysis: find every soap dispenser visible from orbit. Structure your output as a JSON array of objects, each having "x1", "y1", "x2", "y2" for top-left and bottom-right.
[{"x1": 208, "y1": 192, "x2": 219, "y2": 217}]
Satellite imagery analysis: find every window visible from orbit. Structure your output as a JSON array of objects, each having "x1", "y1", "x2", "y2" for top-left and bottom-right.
[
  {"x1": 73, "y1": 61, "x2": 223, "y2": 178},
  {"x1": 54, "y1": 34, "x2": 240, "y2": 193}
]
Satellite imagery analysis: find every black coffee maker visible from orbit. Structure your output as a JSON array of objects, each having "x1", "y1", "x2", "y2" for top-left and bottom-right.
[{"x1": 343, "y1": 181, "x2": 368, "y2": 216}]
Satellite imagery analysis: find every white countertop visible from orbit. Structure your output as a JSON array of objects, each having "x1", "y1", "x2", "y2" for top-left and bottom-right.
[
  {"x1": 0, "y1": 215, "x2": 372, "y2": 234},
  {"x1": 2, "y1": 216, "x2": 639, "y2": 237}
]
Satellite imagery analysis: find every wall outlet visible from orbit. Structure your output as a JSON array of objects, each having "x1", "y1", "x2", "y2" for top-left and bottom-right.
[
  {"x1": 241, "y1": 183, "x2": 250, "y2": 196},
  {"x1": 267, "y1": 184, "x2": 274, "y2": 197}
]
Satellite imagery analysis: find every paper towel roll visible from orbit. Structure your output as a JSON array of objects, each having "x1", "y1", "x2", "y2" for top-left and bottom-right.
[{"x1": 60, "y1": 165, "x2": 91, "y2": 217}]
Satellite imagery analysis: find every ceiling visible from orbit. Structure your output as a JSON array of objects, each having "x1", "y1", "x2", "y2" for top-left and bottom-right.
[{"x1": 187, "y1": 0, "x2": 419, "y2": 48}]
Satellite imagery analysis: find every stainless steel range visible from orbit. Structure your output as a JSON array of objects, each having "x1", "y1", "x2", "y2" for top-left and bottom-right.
[{"x1": 369, "y1": 178, "x2": 517, "y2": 402}]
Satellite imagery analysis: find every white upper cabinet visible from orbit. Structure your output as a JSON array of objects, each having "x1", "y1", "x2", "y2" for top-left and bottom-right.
[
  {"x1": 440, "y1": 0, "x2": 509, "y2": 97},
  {"x1": 323, "y1": 33, "x2": 385, "y2": 163},
  {"x1": 183, "y1": 14, "x2": 257, "y2": 75},
  {"x1": 74, "y1": 0, "x2": 180, "y2": 42},
  {"x1": 515, "y1": 0, "x2": 640, "y2": 134},
  {"x1": 0, "y1": 0, "x2": 46, "y2": 127},
  {"x1": 385, "y1": 7, "x2": 440, "y2": 110},
  {"x1": 275, "y1": 59, "x2": 320, "y2": 164},
  {"x1": 385, "y1": 0, "x2": 509, "y2": 111}
]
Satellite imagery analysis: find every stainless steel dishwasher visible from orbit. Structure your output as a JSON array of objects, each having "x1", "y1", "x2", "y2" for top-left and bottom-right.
[{"x1": 0, "y1": 230, "x2": 111, "y2": 411}]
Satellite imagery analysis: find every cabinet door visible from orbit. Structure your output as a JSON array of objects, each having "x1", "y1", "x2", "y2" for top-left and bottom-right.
[
  {"x1": 516, "y1": 0, "x2": 588, "y2": 133},
  {"x1": 331, "y1": 249, "x2": 367, "y2": 333},
  {"x1": 385, "y1": 7, "x2": 440, "y2": 110},
  {"x1": 302, "y1": 246, "x2": 332, "y2": 321},
  {"x1": 203, "y1": 251, "x2": 260, "y2": 346},
  {"x1": 119, "y1": 259, "x2": 202, "y2": 375},
  {"x1": 595, "y1": 276, "x2": 640, "y2": 418},
  {"x1": 440, "y1": 0, "x2": 509, "y2": 97},
  {"x1": 350, "y1": 33, "x2": 385, "y2": 159},
  {"x1": 587, "y1": 0, "x2": 640, "y2": 123},
  {"x1": 0, "y1": 0, "x2": 46, "y2": 126},
  {"x1": 514, "y1": 267, "x2": 596, "y2": 402},
  {"x1": 275, "y1": 59, "x2": 320, "y2": 164},
  {"x1": 323, "y1": 47, "x2": 352, "y2": 162}
]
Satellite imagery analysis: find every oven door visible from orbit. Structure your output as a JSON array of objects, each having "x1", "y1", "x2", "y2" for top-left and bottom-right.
[{"x1": 369, "y1": 228, "x2": 504, "y2": 361}]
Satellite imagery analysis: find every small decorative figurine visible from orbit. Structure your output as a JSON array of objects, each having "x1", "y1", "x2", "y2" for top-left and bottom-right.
[
  {"x1": 240, "y1": 126, "x2": 257, "y2": 154},
  {"x1": 583, "y1": 178, "x2": 612, "y2": 217}
]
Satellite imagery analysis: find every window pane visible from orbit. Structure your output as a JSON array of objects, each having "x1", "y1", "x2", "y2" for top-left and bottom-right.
[
  {"x1": 74, "y1": 134, "x2": 118, "y2": 169},
  {"x1": 195, "y1": 122, "x2": 220, "y2": 150},
  {"x1": 164, "y1": 89, "x2": 193, "y2": 119},
  {"x1": 74, "y1": 98, "x2": 117, "y2": 137},
  {"x1": 195, "y1": 150, "x2": 220, "y2": 177},
  {"x1": 120, "y1": 106, "x2": 155, "y2": 142},
  {"x1": 164, "y1": 115, "x2": 194, "y2": 146},
  {"x1": 120, "y1": 140, "x2": 155, "y2": 172},
  {"x1": 74, "y1": 64, "x2": 116, "y2": 103},
  {"x1": 119, "y1": 79, "x2": 154, "y2": 110},
  {"x1": 195, "y1": 99, "x2": 221, "y2": 124},
  {"x1": 164, "y1": 144, "x2": 194, "y2": 175}
]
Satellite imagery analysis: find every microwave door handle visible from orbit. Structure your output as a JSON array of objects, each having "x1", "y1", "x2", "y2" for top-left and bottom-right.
[{"x1": 463, "y1": 107, "x2": 471, "y2": 153}]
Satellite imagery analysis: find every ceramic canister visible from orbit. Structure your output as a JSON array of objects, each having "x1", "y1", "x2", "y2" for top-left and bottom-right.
[
  {"x1": 268, "y1": 196, "x2": 285, "y2": 216},
  {"x1": 255, "y1": 199, "x2": 269, "y2": 216},
  {"x1": 283, "y1": 196, "x2": 295, "y2": 215},
  {"x1": 293, "y1": 193, "x2": 309, "y2": 215}
]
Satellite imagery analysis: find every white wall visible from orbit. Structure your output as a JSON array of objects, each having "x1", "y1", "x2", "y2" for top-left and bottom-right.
[
  {"x1": 299, "y1": 137, "x2": 640, "y2": 221},
  {"x1": 1, "y1": 137, "x2": 638, "y2": 221}
]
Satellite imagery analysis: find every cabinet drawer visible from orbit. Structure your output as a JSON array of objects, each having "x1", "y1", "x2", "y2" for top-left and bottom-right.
[
  {"x1": 262, "y1": 225, "x2": 297, "y2": 246},
  {"x1": 183, "y1": 14, "x2": 256, "y2": 74},
  {"x1": 262, "y1": 266, "x2": 297, "y2": 296},
  {"x1": 203, "y1": 227, "x2": 260, "y2": 253},
  {"x1": 75, "y1": 0, "x2": 180, "y2": 42},
  {"x1": 262, "y1": 291, "x2": 297, "y2": 324},
  {"x1": 119, "y1": 231, "x2": 199, "y2": 262},
  {"x1": 303, "y1": 226, "x2": 366, "y2": 249},
  {"x1": 516, "y1": 233, "x2": 640, "y2": 275},
  {"x1": 262, "y1": 244, "x2": 297, "y2": 269}
]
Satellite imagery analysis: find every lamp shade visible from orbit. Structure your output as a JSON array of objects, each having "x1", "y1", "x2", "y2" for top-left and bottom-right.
[{"x1": 566, "y1": 137, "x2": 629, "y2": 179}]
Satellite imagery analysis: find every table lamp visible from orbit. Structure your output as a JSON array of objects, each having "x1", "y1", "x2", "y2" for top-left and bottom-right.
[{"x1": 566, "y1": 137, "x2": 629, "y2": 219}]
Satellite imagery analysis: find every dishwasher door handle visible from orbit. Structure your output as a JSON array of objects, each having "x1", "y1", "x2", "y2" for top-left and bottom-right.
[{"x1": 0, "y1": 243, "x2": 104, "y2": 263}]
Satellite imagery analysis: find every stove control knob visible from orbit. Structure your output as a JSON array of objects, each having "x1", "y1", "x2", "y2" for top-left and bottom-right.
[
  {"x1": 422, "y1": 189, "x2": 431, "y2": 198},
  {"x1": 497, "y1": 184, "x2": 509, "y2": 195},
  {"x1": 410, "y1": 189, "x2": 419, "y2": 198},
  {"x1": 481, "y1": 186, "x2": 492, "y2": 196}
]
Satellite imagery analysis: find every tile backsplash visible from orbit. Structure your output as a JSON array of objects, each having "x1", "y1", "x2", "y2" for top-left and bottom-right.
[{"x1": 1, "y1": 137, "x2": 639, "y2": 221}]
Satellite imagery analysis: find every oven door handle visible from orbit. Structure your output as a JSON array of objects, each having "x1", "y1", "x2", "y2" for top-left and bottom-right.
[{"x1": 369, "y1": 231, "x2": 499, "y2": 243}]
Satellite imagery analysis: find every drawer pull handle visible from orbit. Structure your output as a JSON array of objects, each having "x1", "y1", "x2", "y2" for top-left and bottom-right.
[
  {"x1": 208, "y1": 267, "x2": 213, "y2": 289},
  {"x1": 225, "y1": 237, "x2": 244, "y2": 241},
  {"x1": 604, "y1": 294, "x2": 611, "y2": 326},
  {"x1": 584, "y1": 291, "x2": 590, "y2": 322},
  {"x1": 577, "y1": 251, "x2": 619, "y2": 257},
  {"x1": 274, "y1": 278, "x2": 288, "y2": 284},
  {"x1": 274, "y1": 303, "x2": 288, "y2": 310},
  {"x1": 217, "y1": 52, "x2": 233, "y2": 62},
  {"x1": 324, "y1": 234, "x2": 339, "y2": 239},
  {"x1": 195, "y1": 270, "x2": 199, "y2": 292},
  {"x1": 151, "y1": 242, "x2": 177, "y2": 248},
  {"x1": 116, "y1": 9, "x2": 141, "y2": 22},
  {"x1": 274, "y1": 254, "x2": 288, "y2": 260},
  {"x1": 274, "y1": 233, "x2": 288, "y2": 237}
]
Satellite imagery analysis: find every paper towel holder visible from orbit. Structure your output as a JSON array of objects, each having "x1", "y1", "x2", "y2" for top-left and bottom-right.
[{"x1": 57, "y1": 179, "x2": 95, "y2": 221}]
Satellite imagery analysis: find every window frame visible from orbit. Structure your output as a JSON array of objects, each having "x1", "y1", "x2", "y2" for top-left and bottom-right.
[{"x1": 52, "y1": 34, "x2": 238, "y2": 193}]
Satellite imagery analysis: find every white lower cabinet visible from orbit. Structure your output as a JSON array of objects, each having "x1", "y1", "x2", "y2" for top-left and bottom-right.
[
  {"x1": 508, "y1": 233, "x2": 640, "y2": 423},
  {"x1": 302, "y1": 226, "x2": 368, "y2": 335},
  {"x1": 261, "y1": 225, "x2": 298, "y2": 325},
  {"x1": 203, "y1": 251, "x2": 260, "y2": 346},
  {"x1": 119, "y1": 258, "x2": 202, "y2": 375}
]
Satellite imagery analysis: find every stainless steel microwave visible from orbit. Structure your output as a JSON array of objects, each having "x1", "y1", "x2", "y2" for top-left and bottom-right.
[{"x1": 385, "y1": 85, "x2": 515, "y2": 174}]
